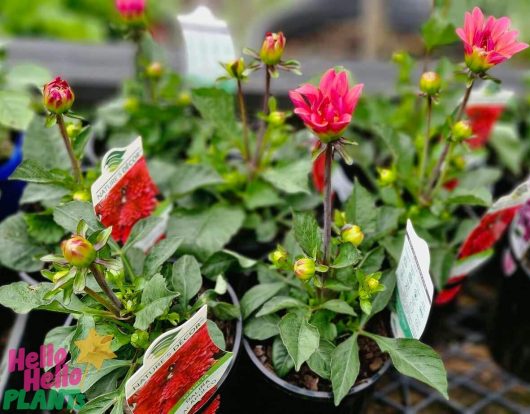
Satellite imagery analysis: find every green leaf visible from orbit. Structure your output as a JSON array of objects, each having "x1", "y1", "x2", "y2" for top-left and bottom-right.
[
  {"x1": 167, "y1": 205, "x2": 244, "y2": 259},
  {"x1": 332, "y1": 243, "x2": 361, "y2": 268},
  {"x1": 78, "y1": 360, "x2": 130, "y2": 393},
  {"x1": 272, "y1": 336, "x2": 295, "y2": 377},
  {"x1": 279, "y1": 312, "x2": 320, "y2": 371},
  {"x1": 310, "y1": 310, "x2": 337, "y2": 341},
  {"x1": 123, "y1": 217, "x2": 162, "y2": 252},
  {"x1": 263, "y1": 160, "x2": 310, "y2": 194},
  {"x1": 6, "y1": 64, "x2": 51, "y2": 89},
  {"x1": 169, "y1": 163, "x2": 223, "y2": 196},
  {"x1": 73, "y1": 125, "x2": 92, "y2": 159},
  {"x1": 366, "y1": 334, "x2": 448, "y2": 399},
  {"x1": 256, "y1": 296, "x2": 306, "y2": 317},
  {"x1": 243, "y1": 180, "x2": 284, "y2": 210},
  {"x1": 207, "y1": 319, "x2": 226, "y2": 350},
  {"x1": 0, "y1": 213, "x2": 46, "y2": 271},
  {"x1": 240, "y1": 282, "x2": 285, "y2": 319},
  {"x1": 489, "y1": 124, "x2": 526, "y2": 175},
  {"x1": 421, "y1": 12, "x2": 458, "y2": 50},
  {"x1": 308, "y1": 339, "x2": 335, "y2": 380},
  {"x1": 25, "y1": 213, "x2": 64, "y2": 244},
  {"x1": 191, "y1": 88, "x2": 237, "y2": 141},
  {"x1": 344, "y1": 180, "x2": 377, "y2": 233},
  {"x1": 10, "y1": 160, "x2": 69, "y2": 185},
  {"x1": 320, "y1": 299, "x2": 356, "y2": 316},
  {"x1": 244, "y1": 315, "x2": 280, "y2": 340},
  {"x1": 20, "y1": 183, "x2": 69, "y2": 205},
  {"x1": 293, "y1": 212, "x2": 322, "y2": 258},
  {"x1": 0, "y1": 282, "x2": 57, "y2": 314},
  {"x1": 54, "y1": 201, "x2": 102, "y2": 234},
  {"x1": 170, "y1": 255, "x2": 202, "y2": 306},
  {"x1": 447, "y1": 187, "x2": 492, "y2": 207},
  {"x1": 143, "y1": 237, "x2": 182, "y2": 277},
  {"x1": 0, "y1": 90, "x2": 33, "y2": 130},
  {"x1": 23, "y1": 117, "x2": 69, "y2": 169},
  {"x1": 134, "y1": 274, "x2": 178, "y2": 330},
  {"x1": 330, "y1": 334, "x2": 360, "y2": 406},
  {"x1": 78, "y1": 390, "x2": 121, "y2": 414},
  {"x1": 44, "y1": 326, "x2": 75, "y2": 352}
]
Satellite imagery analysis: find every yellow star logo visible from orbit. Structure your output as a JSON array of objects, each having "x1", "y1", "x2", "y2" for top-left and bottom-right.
[{"x1": 75, "y1": 328, "x2": 116, "y2": 370}]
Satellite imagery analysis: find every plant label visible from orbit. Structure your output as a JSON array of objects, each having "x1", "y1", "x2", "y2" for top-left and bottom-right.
[
  {"x1": 391, "y1": 220, "x2": 434, "y2": 339},
  {"x1": 91, "y1": 137, "x2": 163, "y2": 246},
  {"x1": 125, "y1": 305, "x2": 233, "y2": 414},
  {"x1": 437, "y1": 179, "x2": 530, "y2": 304},
  {"x1": 177, "y1": 6, "x2": 236, "y2": 87}
]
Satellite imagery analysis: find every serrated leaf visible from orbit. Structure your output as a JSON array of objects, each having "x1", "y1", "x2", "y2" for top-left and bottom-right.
[
  {"x1": 320, "y1": 299, "x2": 356, "y2": 316},
  {"x1": 244, "y1": 314, "x2": 280, "y2": 340},
  {"x1": 134, "y1": 274, "x2": 178, "y2": 330},
  {"x1": 344, "y1": 180, "x2": 377, "y2": 233},
  {"x1": 293, "y1": 212, "x2": 322, "y2": 258},
  {"x1": 170, "y1": 255, "x2": 202, "y2": 306},
  {"x1": 143, "y1": 237, "x2": 182, "y2": 277},
  {"x1": 331, "y1": 334, "x2": 360, "y2": 406},
  {"x1": 54, "y1": 201, "x2": 102, "y2": 234},
  {"x1": 240, "y1": 282, "x2": 285, "y2": 319},
  {"x1": 263, "y1": 160, "x2": 310, "y2": 194},
  {"x1": 332, "y1": 243, "x2": 361, "y2": 268},
  {"x1": 279, "y1": 312, "x2": 320, "y2": 371},
  {"x1": 272, "y1": 336, "x2": 295, "y2": 377},
  {"x1": 25, "y1": 213, "x2": 64, "y2": 244},
  {"x1": 447, "y1": 187, "x2": 492, "y2": 207},
  {"x1": 0, "y1": 90, "x2": 34, "y2": 130},
  {"x1": 0, "y1": 213, "x2": 46, "y2": 271},
  {"x1": 256, "y1": 296, "x2": 306, "y2": 317},
  {"x1": 11, "y1": 159, "x2": 69, "y2": 186},
  {"x1": 123, "y1": 217, "x2": 162, "y2": 252},
  {"x1": 366, "y1": 334, "x2": 448, "y2": 399},
  {"x1": 308, "y1": 339, "x2": 335, "y2": 380},
  {"x1": 191, "y1": 88, "x2": 237, "y2": 142}
]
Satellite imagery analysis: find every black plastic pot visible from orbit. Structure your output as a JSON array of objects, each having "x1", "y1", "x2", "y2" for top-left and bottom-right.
[
  {"x1": 488, "y1": 236, "x2": 530, "y2": 382},
  {"x1": 232, "y1": 338, "x2": 391, "y2": 414},
  {"x1": 0, "y1": 131, "x2": 25, "y2": 221}
]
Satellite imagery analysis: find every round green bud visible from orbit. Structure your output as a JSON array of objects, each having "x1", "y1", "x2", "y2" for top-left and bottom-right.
[
  {"x1": 293, "y1": 257, "x2": 315, "y2": 281},
  {"x1": 341, "y1": 224, "x2": 364, "y2": 247},
  {"x1": 419, "y1": 71, "x2": 442, "y2": 95},
  {"x1": 451, "y1": 120, "x2": 473, "y2": 142}
]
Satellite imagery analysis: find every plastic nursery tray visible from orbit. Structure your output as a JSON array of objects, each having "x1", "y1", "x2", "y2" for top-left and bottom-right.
[{"x1": 366, "y1": 280, "x2": 530, "y2": 414}]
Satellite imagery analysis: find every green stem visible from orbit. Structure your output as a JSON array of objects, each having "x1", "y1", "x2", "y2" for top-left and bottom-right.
[
  {"x1": 418, "y1": 96, "x2": 432, "y2": 190},
  {"x1": 56, "y1": 114, "x2": 82, "y2": 184},
  {"x1": 237, "y1": 79, "x2": 250, "y2": 162},
  {"x1": 251, "y1": 66, "x2": 271, "y2": 172},
  {"x1": 425, "y1": 75, "x2": 475, "y2": 199},
  {"x1": 84, "y1": 286, "x2": 120, "y2": 317},
  {"x1": 89, "y1": 264, "x2": 123, "y2": 315}
]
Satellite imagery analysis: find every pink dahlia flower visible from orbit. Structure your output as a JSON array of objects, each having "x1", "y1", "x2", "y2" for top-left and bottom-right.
[
  {"x1": 289, "y1": 69, "x2": 363, "y2": 142},
  {"x1": 116, "y1": 0, "x2": 145, "y2": 20},
  {"x1": 456, "y1": 7, "x2": 528, "y2": 73}
]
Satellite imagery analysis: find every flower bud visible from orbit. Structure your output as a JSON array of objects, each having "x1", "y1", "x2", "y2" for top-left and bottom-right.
[
  {"x1": 419, "y1": 71, "x2": 442, "y2": 95},
  {"x1": 123, "y1": 97, "x2": 139, "y2": 113},
  {"x1": 116, "y1": 0, "x2": 145, "y2": 21},
  {"x1": 260, "y1": 32, "x2": 286, "y2": 66},
  {"x1": 269, "y1": 246, "x2": 288, "y2": 267},
  {"x1": 224, "y1": 58, "x2": 246, "y2": 80},
  {"x1": 377, "y1": 167, "x2": 396, "y2": 186},
  {"x1": 268, "y1": 111, "x2": 286, "y2": 127},
  {"x1": 66, "y1": 122, "x2": 81, "y2": 138},
  {"x1": 341, "y1": 224, "x2": 364, "y2": 247},
  {"x1": 72, "y1": 190, "x2": 91, "y2": 202},
  {"x1": 451, "y1": 120, "x2": 473, "y2": 142},
  {"x1": 146, "y1": 62, "x2": 164, "y2": 79},
  {"x1": 131, "y1": 330, "x2": 149, "y2": 349},
  {"x1": 61, "y1": 235, "x2": 96, "y2": 268},
  {"x1": 366, "y1": 277, "x2": 380, "y2": 291},
  {"x1": 177, "y1": 91, "x2": 191, "y2": 107},
  {"x1": 43, "y1": 77, "x2": 75, "y2": 114},
  {"x1": 334, "y1": 210, "x2": 347, "y2": 228},
  {"x1": 293, "y1": 258, "x2": 315, "y2": 281}
]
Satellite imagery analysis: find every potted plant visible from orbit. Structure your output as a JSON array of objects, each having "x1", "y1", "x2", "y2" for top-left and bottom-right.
[{"x1": 241, "y1": 68, "x2": 448, "y2": 412}]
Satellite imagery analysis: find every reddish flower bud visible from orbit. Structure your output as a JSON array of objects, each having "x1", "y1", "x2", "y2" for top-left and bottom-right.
[
  {"x1": 43, "y1": 77, "x2": 75, "y2": 114},
  {"x1": 116, "y1": 0, "x2": 145, "y2": 21},
  {"x1": 146, "y1": 62, "x2": 164, "y2": 79},
  {"x1": 61, "y1": 235, "x2": 96, "y2": 268},
  {"x1": 260, "y1": 32, "x2": 286, "y2": 65},
  {"x1": 293, "y1": 257, "x2": 315, "y2": 281}
]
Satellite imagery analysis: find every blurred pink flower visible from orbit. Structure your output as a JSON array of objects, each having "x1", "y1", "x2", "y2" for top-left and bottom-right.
[
  {"x1": 116, "y1": 0, "x2": 145, "y2": 20},
  {"x1": 289, "y1": 69, "x2": 363, "y2": 142},
  {"x1": 456, "y1": 7, "x2": 528, "y2": 73}
]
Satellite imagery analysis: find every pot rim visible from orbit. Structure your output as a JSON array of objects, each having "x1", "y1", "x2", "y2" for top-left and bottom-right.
[{"x1": 243, "y1": 337, "x2": 391, "y2": 402}]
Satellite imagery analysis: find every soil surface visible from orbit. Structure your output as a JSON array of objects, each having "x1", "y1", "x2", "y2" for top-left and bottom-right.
[{"x1": 252, "y1": 315, "x2": 389, "y2": 393}]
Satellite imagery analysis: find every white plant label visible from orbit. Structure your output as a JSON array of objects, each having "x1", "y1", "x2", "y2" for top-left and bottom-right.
[
  {"x1": 126, "y1": 305, "x2": 233, "y2": 414},
  {"x1": 177, "y1": 6, "x2": 236, "y2": 86},
  {"x1": 391, "y1": 220, "x2": 434, "y2": 339}
]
